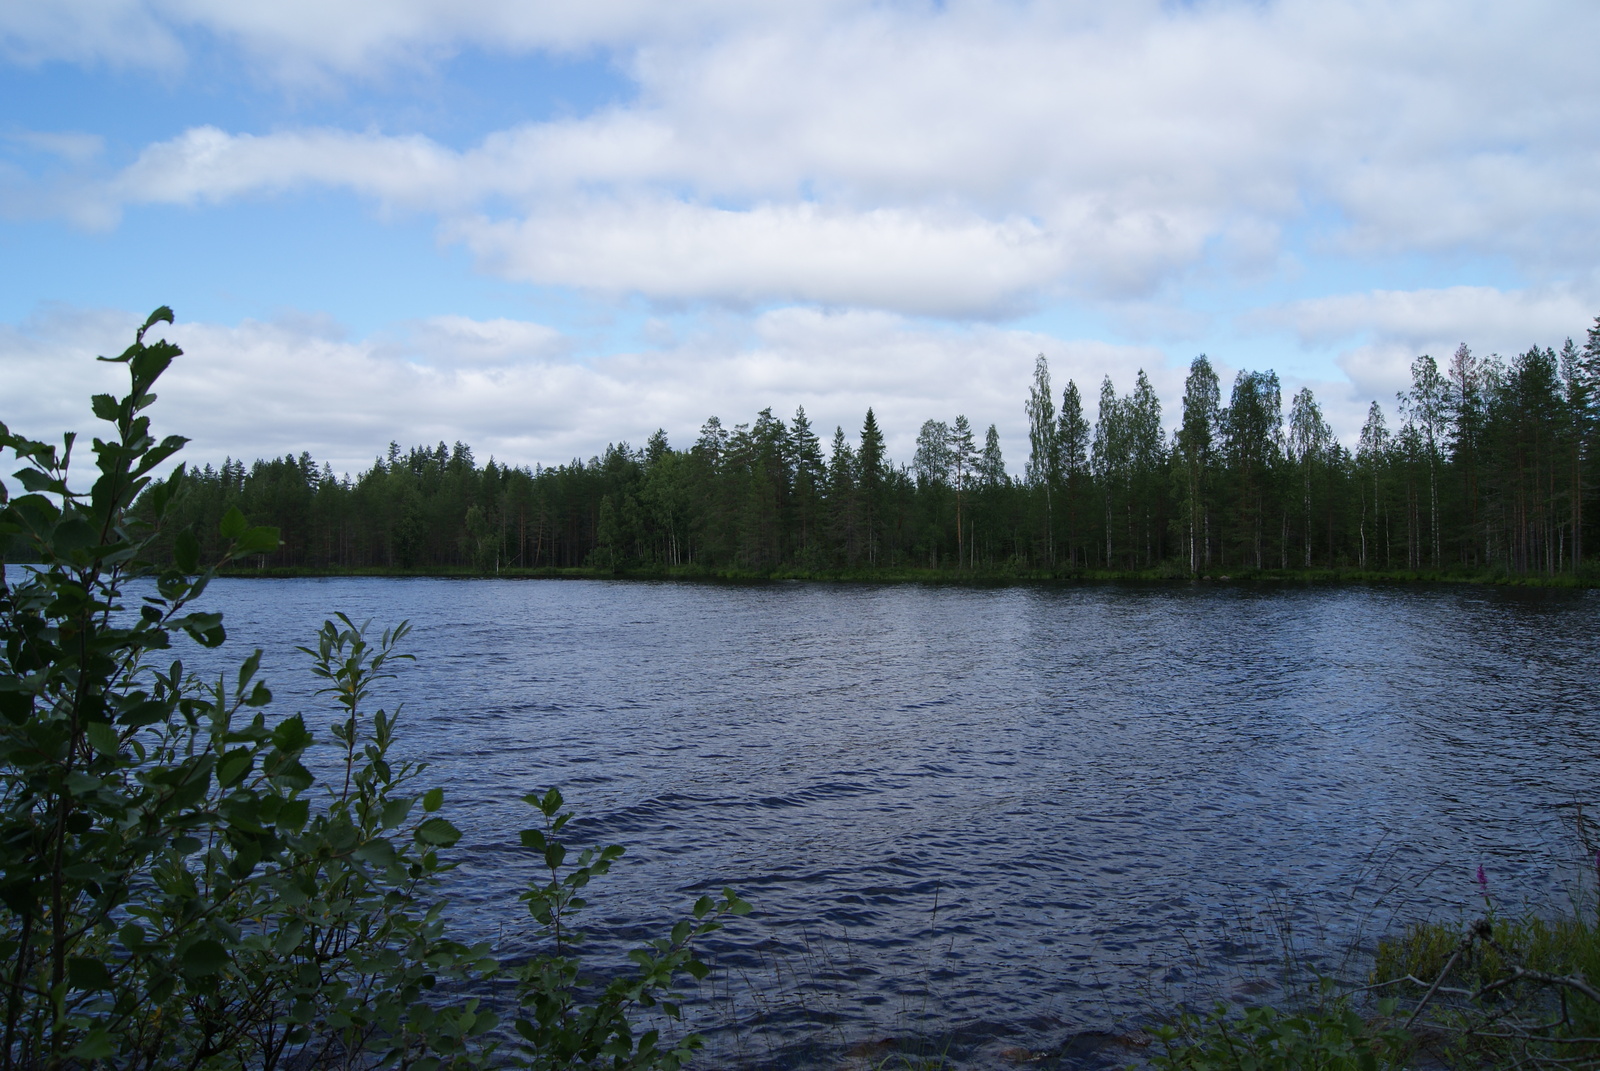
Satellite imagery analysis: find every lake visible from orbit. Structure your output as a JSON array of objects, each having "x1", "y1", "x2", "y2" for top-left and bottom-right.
[{"x1": 194, "y1": 578, "x2": 1600, "y2": 1067}]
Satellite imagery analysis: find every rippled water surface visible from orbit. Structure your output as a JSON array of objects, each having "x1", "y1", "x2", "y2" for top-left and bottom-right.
[{"x1": 197, "y1": 579, "x2": 1600, "y2": 1066}]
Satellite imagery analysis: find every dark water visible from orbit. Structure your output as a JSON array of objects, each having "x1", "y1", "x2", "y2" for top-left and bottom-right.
[{"x1": 196, "y1": 579, "x2": 1600, "y2": 1067}]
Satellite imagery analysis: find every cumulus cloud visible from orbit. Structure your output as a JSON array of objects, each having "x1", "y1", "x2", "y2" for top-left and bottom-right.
[
  {"x1": 8, "y1": 0, "x2": 1596, "y2": 317},
  {"x1": 448, "y1": 200, "x2": 1066, "y2": 317},
  {"x1": 0, "y1": 305, "x2": 1174, "y2": 478}
]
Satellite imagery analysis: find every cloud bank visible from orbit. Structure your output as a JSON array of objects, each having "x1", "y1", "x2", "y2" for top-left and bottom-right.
[
  {"x1": 9, "y1": 0, "x2": 1598, "y2": 320},
  {"x1": 0, "y1": 306, "x2": 1173, "y2": 477}
]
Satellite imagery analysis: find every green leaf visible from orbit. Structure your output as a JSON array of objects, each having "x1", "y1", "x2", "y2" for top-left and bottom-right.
[
  {"x1": 173, "y1": 526, "x2": 200, "y2": 574},
  {"x1": 233, "y1": 525, "x2": 280, "y2": 556},
  {"x1": 216, "y1": 748, "x2": 253, "y2": 788},
  {"x1": 237, "y1": 649, "x2": 262, "y2": 692},
  {"x1": 119, "y1": 922, "x2": 151, "y2": 951},
  {"x1": 380, "y1": 797, "x2": 413, "y2": 829},
  {"x1": 219, "y1": 506, "x2": 248, "y2": 541},
  {"x1": 83, "y1": 720, "x2": 120, "y2": 756},
  {"x1": 139, "y1": 305, "x2": 175, "y2": 338},
  {"x1": 277, "y1": 798, "x2": 309, "y2": 831},
  {"x1": 67, "y1": 956, "x2": 114, "y2": 991},
  {"x1": 271, "y1": 714, "x2": 312, "y2": 751},
  {"x1": 118, "y1": 699, "x2": 170, "y2": 728},
  {"x1": 415, "y1": 817, "x2": 461, "y2": 847},
  {"x1": 180, "y1": 938, "x2": 230, "y2": 977},
  {"x1": 353, "y1": 837, "x2": 398, "y2": 867},
  {"x1": 68, "y1": 1028, "x2": 117, "y2": 1061},
  {"x1": 423, "y1": 787, "x2": 444, "y2": 813}
]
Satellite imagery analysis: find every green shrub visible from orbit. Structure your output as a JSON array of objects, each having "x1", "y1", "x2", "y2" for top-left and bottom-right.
[
  {"x1": 0, "y1": 308, "x2": 746, "y2": 1069},
  {"x1": 1372, "y1": 912, "x2": 1600, "y2": 1068},
  {"x1": 1150, "y1": 992, "x2": 1413, "y2": 1071}
]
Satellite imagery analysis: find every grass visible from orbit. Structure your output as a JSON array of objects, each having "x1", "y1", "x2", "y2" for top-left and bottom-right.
[{"x1": 1366, "y1": 909, "x2": 1600, "y2": 1069}]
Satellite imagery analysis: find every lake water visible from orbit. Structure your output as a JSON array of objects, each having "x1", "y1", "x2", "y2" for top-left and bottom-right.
[{"x1": 193, "y1": 578, "x2": 1600, "y2": 1068}]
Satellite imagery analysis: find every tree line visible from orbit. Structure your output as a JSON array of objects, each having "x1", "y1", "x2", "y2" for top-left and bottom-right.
[{"x1": 158, "y1": 317, "x2": 1600, "y2": 577}]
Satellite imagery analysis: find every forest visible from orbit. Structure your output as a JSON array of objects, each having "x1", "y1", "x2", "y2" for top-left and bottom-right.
[{"x1": 157, "y1": 318, "x2": 1600, "y2": 578}]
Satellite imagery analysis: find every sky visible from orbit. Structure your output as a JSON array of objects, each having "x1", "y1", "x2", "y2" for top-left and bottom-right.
[{"x1": 2, "y1": 0, "x2": 1598, "y2": 477}]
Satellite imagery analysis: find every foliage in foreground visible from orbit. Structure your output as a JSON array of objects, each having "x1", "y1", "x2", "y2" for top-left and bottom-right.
[
  {"x1": 1150, "y1": 990, "x2": 1412, "y2": 1071},
  {"x1": 0, "y1": 308, "x2": 747, "y2": 1069}
]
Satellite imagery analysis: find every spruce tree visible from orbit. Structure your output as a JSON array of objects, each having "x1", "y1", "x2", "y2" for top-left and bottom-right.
[
  {"x1": 827, "y1": 426, "x2": 859, "y2": 563},
  {"x1": 789, "y1": 406, "x2": 826, "y2": 561},
  {"x1": 858, "y1": 409, "x2": 887, "y2": 565},
  {"x1": 1057, "y1": 381, "x2": 1089, "y2": 568}
]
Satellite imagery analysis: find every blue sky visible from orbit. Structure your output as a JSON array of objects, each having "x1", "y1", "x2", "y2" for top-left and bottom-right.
[{"x1": 2, "y1": 1, "x2": 1597, "y2": 474}]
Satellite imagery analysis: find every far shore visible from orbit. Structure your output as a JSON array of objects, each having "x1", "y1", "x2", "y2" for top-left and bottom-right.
[{"x1": 189, "y1": 563, "x2": 1600, "y2": 587}]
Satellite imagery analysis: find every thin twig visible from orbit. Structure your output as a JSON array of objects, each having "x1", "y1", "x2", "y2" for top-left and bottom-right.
[{"x1": 1406, "y1": 937, "x2": 1471, "y2": 1028}]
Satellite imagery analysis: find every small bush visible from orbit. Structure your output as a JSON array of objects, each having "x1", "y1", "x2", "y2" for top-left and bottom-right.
[
  {"x1": 1150, "y1": 991, "x2": 1413, "y2": 1071},
  {"x1": 0, "y1": 308, "x2": 746, "y2": 1069}
]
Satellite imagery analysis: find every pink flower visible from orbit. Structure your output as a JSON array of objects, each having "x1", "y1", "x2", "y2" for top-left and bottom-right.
[{"x1": 1477, "y1": 865, "x2": 1488, "y2": 895}]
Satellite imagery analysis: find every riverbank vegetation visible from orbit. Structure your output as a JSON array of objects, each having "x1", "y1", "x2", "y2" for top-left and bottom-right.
[
  {"x1": 147, "y1": 322, "x2": 1600, "y2": 583},
  {"x1": 1152, "y1": 902, "x2": 1600, "y2": 1069},
  {"x1": 0, "y1": 310, "x2": 748, "y2": 1068}
]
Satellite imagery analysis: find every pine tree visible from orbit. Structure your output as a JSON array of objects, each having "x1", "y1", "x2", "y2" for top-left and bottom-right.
[{"x1": 951, "y1": 415, "x2": 977, "y2": 568}]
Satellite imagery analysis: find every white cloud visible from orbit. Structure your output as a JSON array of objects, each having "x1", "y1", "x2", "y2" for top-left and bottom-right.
[
  {"x1": 1254, "y1": 284, "x2": 1599, "y2": 405},
  {"x1": 0, "y1": 0, "x2": 848, "y2": 79},
  {"x1": 448, "y1": 200, "x2": 1066, "y2": 317},
  {"x1": 35, "y1": 0, "x2": 1591, "y2": 317},
  {"x1": 0, "y1": 305, "x2": 1173, "y2": 478},
  {"x1": 1263, "y1": 286, "x2": 1594, "y2": 349},
  {"x1": 8, "y1": 131, "x2": 105, "y2": 164},
  {"x1": 7, "y1": 0, "x2": 1600, "y2": 388},
  {"x1": 403, "y1": 316, "x2": 570, "y2": 365},
  {"x1": 0, "y1": 0, "x2": 183, "y2": 70}
]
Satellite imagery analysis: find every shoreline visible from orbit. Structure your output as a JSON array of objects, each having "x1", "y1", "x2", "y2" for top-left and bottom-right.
[{"x1": 192, "y1": 564, "x2": 1600, "y2": 588}]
